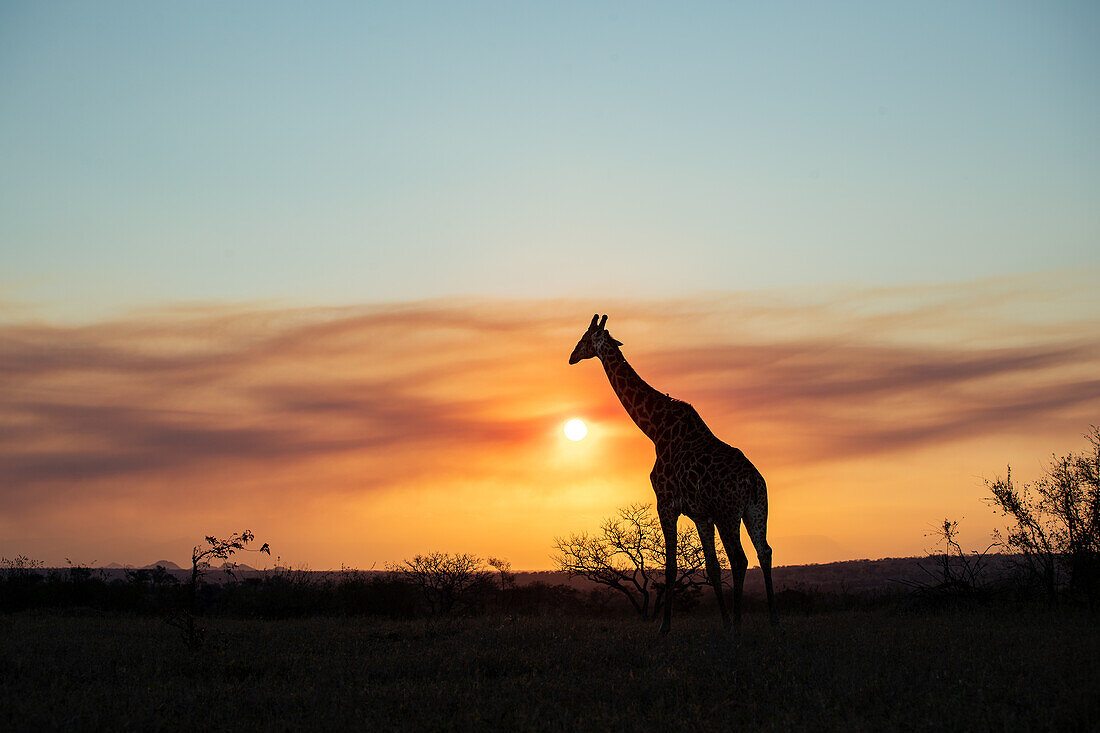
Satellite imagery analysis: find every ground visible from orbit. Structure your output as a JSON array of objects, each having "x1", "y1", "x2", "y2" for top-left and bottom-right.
[{"x1": 1, "y1": 606, "x2": 1096, "y2": 731}]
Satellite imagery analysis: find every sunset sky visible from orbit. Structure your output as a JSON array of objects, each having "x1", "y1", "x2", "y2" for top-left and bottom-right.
[{"x1": 2, "y1": 3, "x2": 1098, "y2": 569}]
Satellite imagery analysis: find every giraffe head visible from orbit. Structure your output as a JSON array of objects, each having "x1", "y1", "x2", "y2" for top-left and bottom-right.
[{"x1": 568, "y1": 314, "x2": 622, "y2": 364}]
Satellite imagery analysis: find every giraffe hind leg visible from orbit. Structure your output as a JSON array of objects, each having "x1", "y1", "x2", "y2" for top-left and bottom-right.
[
  {"x1": 744, "y1": 510, "x2": 777, "y2": 625},
  {"x1": 696, "y1": 521, "x2": 731, "y2": 630},
  {"x1": 717, "y1": 520, "x2": 747, "y2": 629}
]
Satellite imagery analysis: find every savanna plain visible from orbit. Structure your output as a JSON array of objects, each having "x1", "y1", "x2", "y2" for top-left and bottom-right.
[{"x1": 2, "y1": 604, "x2": 1096, "y2": 732}]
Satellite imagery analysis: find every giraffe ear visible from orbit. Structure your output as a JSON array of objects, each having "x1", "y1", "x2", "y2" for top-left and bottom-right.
[{"x1": 598, "y1": 315, "x2": 608, "y2": 330}]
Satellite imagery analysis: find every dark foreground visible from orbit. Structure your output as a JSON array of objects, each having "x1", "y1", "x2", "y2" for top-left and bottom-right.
[{"x1": 1, "y1": 606, "x2": 1096, "y2": 731}]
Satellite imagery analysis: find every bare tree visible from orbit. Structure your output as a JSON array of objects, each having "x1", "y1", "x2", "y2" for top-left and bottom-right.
[
  {"x1": 553, "y1": 503, "x2": 719, "y2": 619},
  {"x1": 486, "y1": 556, "x2": 515, "y2": 611},
  {"x1": 391, "y1": 552, "x2": 489, "y2": 615},
  {"x1": 987, "y1": 426, "x2": 1100, "y2": 604},
  {"x1": 170, "y1": 530, "x2": 270, "y2": 648},
  {"x1": 900, "y1": 518, "x2": 995, "y2": 600}
]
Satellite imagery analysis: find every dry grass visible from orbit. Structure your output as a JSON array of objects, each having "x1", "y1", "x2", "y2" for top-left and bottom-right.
[{"x1": 1, "y1": 606, "x2": 1096, "y2": 731}]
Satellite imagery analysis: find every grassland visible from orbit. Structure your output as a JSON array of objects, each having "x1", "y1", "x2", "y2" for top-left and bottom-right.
[{"x1": 1, "y1": 606, "x2": 1096, "y2": 731}]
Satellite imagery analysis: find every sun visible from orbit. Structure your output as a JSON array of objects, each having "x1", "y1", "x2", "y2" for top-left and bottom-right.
[{"x1": 563, "y1": 418, "x2": 588, "y2": 441}]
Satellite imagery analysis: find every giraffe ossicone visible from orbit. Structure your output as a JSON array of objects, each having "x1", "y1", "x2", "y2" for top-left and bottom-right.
[{"x1": 569, "y1": 313, "x2": 777, "y2": 632}]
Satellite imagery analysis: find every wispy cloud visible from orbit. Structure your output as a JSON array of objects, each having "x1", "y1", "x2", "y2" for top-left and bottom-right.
[
  {"x1": 0, "y1": 301, "x2": 585, "y2": 513},
  {"x1": 644, "y1": 339, "x2": 1100, "y2": 460},
  {"x1": 1, "y1": 277, "x2": 1097, "y2": 565}
]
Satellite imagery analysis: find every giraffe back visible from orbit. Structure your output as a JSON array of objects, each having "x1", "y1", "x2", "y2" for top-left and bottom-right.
[{"x1": 650, "y1": 400, "x2": 766, "y2": 523}]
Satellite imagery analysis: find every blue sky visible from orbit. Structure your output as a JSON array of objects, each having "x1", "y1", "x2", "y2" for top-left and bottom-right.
[{"x1": 1, "y1": 1, "x2": 1098, "y2": 316}]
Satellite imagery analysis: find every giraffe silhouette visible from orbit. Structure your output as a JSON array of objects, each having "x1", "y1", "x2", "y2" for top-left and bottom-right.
[{"x1": 569, "y1": 314, "x2": 776, "y2": 632}]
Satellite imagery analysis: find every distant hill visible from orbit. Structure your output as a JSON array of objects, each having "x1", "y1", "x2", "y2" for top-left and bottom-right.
[
  {"x1": 219, "y1": 562, "x2": 256, "y2": 571},
  {"x1": 142, "y1": 560, "x2": 182, "y2": 570},
  {"x1": 514, "y1": 555, "x2": 1020, "y2": 597},
  {"x1": 40, "y1": 555, "x2": 1019, "y2": 595}
]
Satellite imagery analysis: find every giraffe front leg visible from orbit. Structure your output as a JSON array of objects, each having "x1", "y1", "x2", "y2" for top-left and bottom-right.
[{"x1": 657, "y1": 510, "x2": 678, "y2": 634}]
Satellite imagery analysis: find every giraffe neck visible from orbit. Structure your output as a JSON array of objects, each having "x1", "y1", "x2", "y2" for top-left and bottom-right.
[{"x1": 596, "y1": 343, "x2": 670, "y2": 443}]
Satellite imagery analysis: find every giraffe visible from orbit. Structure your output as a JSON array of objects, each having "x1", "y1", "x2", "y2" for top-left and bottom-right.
[{"x1": 569, "y1": 314, "x2": 776, "y2": 633}]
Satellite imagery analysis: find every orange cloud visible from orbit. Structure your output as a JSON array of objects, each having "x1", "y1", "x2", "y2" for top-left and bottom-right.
[{"x1": 1, "y1": 278, "x2": 1097, "y2": 568}]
